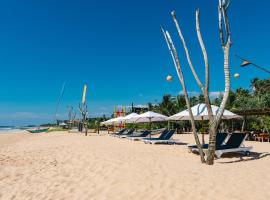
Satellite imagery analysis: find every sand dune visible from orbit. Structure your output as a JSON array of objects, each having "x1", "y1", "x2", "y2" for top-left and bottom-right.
[{"x1": 0, "y1": 131, "x2": 270, "y2": 200}]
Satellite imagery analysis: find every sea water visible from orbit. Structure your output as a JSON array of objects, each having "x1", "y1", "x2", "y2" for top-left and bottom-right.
[{"x1": 0, "y1": 126, "x2": 29, "y2": 133}]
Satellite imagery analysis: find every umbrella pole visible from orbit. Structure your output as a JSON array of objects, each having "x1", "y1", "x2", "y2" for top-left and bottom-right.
[
  {"x1": 149, "y1": 118, "x2": 152, "y2": 138},
  {"x1": 132, "y1": 122, "x2": 134, "y2": 136},
  {"x1": 241, "y1": 116, "x2": 246, "y2": 132}
]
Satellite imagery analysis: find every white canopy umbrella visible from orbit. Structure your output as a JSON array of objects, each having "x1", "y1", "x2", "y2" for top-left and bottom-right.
[
  {"x1": 120, "y1": 113, "x2": 139, "y2": 124},
  {"x1": 59, "y1": 122, "x2": 67, "y2": 126},
  {"x1": 167, "y1": 103, "x2": 242, "y2": 121},
  {"x1": 100, "y1": 116, "x2": 124, "y2": 126},
  {"x1": 100, "y1": 119, "x2": 113, "y2": 126},
  {"x1": 129, "y1": 111, "x2": 168, "y2": 123},
  {"x1": 128, "y1": 111, "x2": 168, "y2": 138}
]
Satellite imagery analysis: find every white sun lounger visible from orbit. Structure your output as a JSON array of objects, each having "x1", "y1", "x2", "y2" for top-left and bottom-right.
[{"x1": 144, "y1": 139, "x2": 180, "y2": 145}]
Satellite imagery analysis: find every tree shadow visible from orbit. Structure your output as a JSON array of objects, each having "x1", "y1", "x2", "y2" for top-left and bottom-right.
[
  {"x1": 173, "y1": 142, "x2": 188, "y2": 145},
  {"x1": 218, "y1": 152, "x2": 270, "y2": 164},
  {"x1": 86, "y1": 134, "x2": 104, "y2": 137},
  {"x1": 150, "y1": 142, "x2": 188, "y2": 145}
]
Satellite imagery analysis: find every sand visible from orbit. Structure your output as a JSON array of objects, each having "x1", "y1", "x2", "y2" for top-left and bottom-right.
[{"x1": 0, "y1": 131, "x2": 270, "y2": 200}]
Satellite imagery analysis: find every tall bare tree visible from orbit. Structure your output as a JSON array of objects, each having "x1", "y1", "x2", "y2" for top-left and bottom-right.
[
  {"x1": 162, "y1": 0, "x2": 232, "y2": 165},
  {"x1": 78, "y1": 103, "x2": 88, "y2": 136}
]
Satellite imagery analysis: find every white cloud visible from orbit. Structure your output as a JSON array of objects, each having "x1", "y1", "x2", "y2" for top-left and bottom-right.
[
  {"x1": 209, "y1": 91, "x2": 224, "y2": 99},
  {"x1": 179, "y1": 91, "x2": 200, "y2": 97},
  {"x1": 90, "y1": 112, "x2": 111, "y2": 117},
  {"x1": 178, "y1": 90, "x2": 224, "y2": 99}
]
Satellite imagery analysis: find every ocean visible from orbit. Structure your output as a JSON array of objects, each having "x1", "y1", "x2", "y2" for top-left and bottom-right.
[{"x1": 0, "y1": 126, "x2": 31, "y2": 133}]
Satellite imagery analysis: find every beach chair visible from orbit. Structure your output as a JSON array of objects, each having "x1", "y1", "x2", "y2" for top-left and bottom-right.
[
  {"x1": 192, "y1": 133, "x2": 252, "y2": 158},
  {"x1": 116, "y1": 129, "x2": 135, "y2": 138},
  {"x1": 188, "y1": 132, "x2": 228, "y2": 152},
  {"x1": 127, "y1": 130, "x2": 151, "y2": 141},
  {"x1": 111, "y1": 129, "x2": 128, "y2": 137},
  {"x1": 120, "y1": 130, "x2": 144, "y2": 139},
  {"x1": 214, "y1": 133, "x2": 252, "y2": 158},
  {"x1": 142, "y1": 129, "x2": 168, "y2": 141},
  {"x1": 111, "y1": 128, "x2": 127, "y2": 136},
  {"x1": 143, "y1": 130, "x2": 177, "y2": 144}
]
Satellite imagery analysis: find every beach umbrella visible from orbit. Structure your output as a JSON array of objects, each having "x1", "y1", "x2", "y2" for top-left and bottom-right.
[
  {"x1": 129, "y1": 111, "x2": 168, "y2": 138},
  {"x1": 59, "y1": 122, "x2": 67, "y2": 126},
  {"x1": 110, "y1": 116, "x2": 125, "y2": 124},
  {"x1": 100, "y1": 119, "x2": 112, "y2": 126},
  {"x1": 101, "y1": 116, "x2": 124, "y2": 126},
  {"x1": 116, "y1": 113, "x2": 140, "y2": 135},
  {"x1": 167, "y1": 103, "x2": 242, "y2": 121},
  {"x1": 130, "y1": 111, "x2": 168, "y2": 123},
  {"x1": 121, "y1": 113, "x2": 139, "y2": 124}
]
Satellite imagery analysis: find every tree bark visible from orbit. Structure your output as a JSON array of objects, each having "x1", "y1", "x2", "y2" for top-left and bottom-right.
[
  {"x1": 206, "y1": 37, "x2": 231, "y2": 165},
  {"x1": 205, "y1": 1, "x2": 232, "y2": 165}
]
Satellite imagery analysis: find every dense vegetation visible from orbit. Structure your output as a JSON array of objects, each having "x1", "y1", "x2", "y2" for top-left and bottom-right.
[
  {"x1": 84, "y1": 78, "x2": 269, "y2": 132},
  {"x1": 146, "y1": 78, "x2": 270, "y2": 132}
]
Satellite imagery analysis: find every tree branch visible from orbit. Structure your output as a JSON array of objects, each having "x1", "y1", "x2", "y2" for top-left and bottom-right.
[
  {"x1": 195, "y1": 9, "x2": 214, "y2": 120},
  {"x1": 214, "y1": 36, "x2": 231, "y2": 125},
  {"x1": 171, "y1": 11, "x2": 204, "y2": 90},
  {"x1": 218, "y1": 0, "x2": 225, "y2": 47}
]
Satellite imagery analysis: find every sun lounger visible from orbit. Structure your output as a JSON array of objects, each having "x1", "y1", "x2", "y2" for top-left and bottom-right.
[
  {"x1": 120, "y1": 131, "x2": 142, "y2": 138},
  {"x1": 116, "y1": 129, "x2": 135, "y2": 138},
  {"x1": 143, "y1": 130, "x2": 177, "y2": 144},
  {"x1": 188, "y1": 132, "x2": 228, "y2": 152},
  {"x1": 127, "y1": 131, "x2": 151, "y2": 141},
  {"x1": 214, "y1": 133, "x2": 252, "y2": 158},
  {"x1": 192, "y1": 133, "x2": 252, "y2": 158},
  {"x1": 112, "y1": 129, "x2": 132, "y2": 137},
  {"x1": 142, "y1": 129, "x2": 168, "y2": 140},
  {"x1": 111, "y1": 129, "x2": 127, "y2": 136}
]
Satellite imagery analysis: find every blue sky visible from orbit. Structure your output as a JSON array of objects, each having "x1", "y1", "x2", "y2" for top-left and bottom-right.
[{"x1": 0, "y1": 0, "x2": 269, "y2": 126}]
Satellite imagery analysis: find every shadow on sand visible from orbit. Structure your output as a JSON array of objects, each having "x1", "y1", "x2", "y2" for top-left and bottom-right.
[
  {"x1": 151, "y1": 142, "x2": 188, "y2": 145},
  {"x1": 218, "y1": 152, "x2": 270, "y2": 164}
]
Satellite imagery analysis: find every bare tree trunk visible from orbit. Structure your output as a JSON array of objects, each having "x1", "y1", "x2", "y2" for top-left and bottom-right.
[
  {"x1": 162, "y1": 29, "x2": 205, "y2": 163},
  {"x1": 85, "y1": 123, "x2": 88, "y2": 136},
  {"x1": 206, "y1": 37, "x2": 231, "y2": 165},
  {"x1": 206, "y1": 0, "x2": 232, "y2": 164},
  {"x1": 79, "y1": 103, "x2": 89, "y2": 136}
]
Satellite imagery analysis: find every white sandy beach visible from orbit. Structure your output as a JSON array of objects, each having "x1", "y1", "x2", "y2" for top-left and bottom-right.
[{"x1": 0, "y1": 131, "x2": 270, "y2": 200}]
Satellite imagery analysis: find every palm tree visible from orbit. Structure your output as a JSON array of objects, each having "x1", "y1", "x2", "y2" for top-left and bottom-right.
[
  {"x1": 173, "y1": 95, "x2": 186, "y2": 112},
  {"x1": 155, "y1": 95, "x2": 175, "y2": 116}
]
